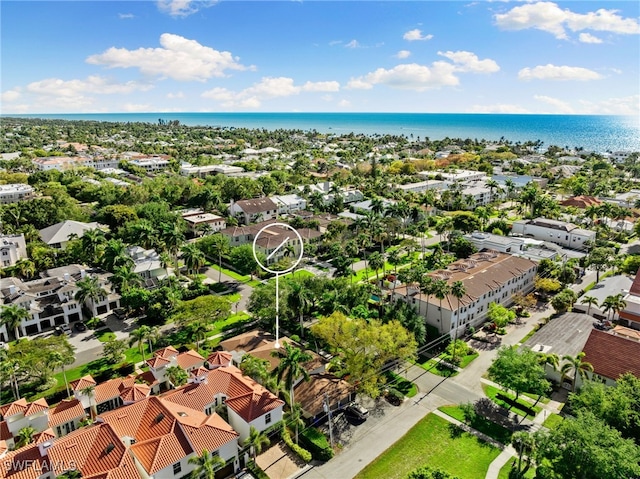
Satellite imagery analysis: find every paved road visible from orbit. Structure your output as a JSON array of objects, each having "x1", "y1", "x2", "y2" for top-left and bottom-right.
[{"x1": 202, "y1": 266, "x2": 254, "y2": 313}]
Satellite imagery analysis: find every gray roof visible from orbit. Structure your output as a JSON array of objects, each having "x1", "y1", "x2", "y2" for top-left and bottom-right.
[
  {"x1": 39, "y1": 220, "x2": 102, "y2": 246},
  {"x1": 523, "y1": 312, "x2": 595, "y2": 358}
]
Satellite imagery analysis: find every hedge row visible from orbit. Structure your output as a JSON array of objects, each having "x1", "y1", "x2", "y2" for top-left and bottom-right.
[
  {"x1": 299, "y1": 427, "x2": 334, "y2": 461},
  {"x1": 281, "y1": 425, "x2": 312, "y2": 463}
]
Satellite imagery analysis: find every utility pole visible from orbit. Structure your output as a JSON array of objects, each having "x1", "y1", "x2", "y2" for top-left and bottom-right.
[{"x1": 323, "y1": 394, "x2": 334, "y2": 449}]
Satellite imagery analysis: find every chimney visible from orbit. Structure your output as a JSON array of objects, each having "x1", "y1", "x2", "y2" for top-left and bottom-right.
[{"x1": 63, "y1": 273, "x2": 70, "y2": 282}]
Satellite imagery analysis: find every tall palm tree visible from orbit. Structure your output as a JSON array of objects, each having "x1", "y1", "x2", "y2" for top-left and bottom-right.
[
  {"x1": 239, "y1": 354, "x2": 270, "y2": 384},
  {"x1": 561, "y1": 352, "x2": 593, "y2": 393},
  {"x1": 188, "y1": 449, "x2": 226, "y2": 479},
  {"x1": 186, "y1": 320, "x2": 211, "y2": 350},
  {"x1": 129, "y1": 326, "x2": 151, "y2": 362},
  {"x1": 580, "y1": 295, "x2": 599, "y2": 316},
  {"x1": 49, "y1": 350, "x2": 75, "y2": 398},
  {"x1": 287, "y1": 281, "x2": 311, "y2": 339},
  {"x1": 80, "y1": 228, "x2": 106, "y2": 266},
  {"x1": 601, "y1": 293, "x2": 626, "y2": 321},
  {"x1": 112, "y1": 264, "x2": 143, "y2": 293},
  {"x1": 418, "y1": 276, "x2": 434, "y2": 320},
  {"x1": 537, "y1": 352, "x2": 560, "y2": 372},
  {"x1": 284, "y1": 401, "x2": 305, "y2": 445},
  {"x1": 368, "y1": 251, "x2": 384, "y2": 284},
  {"x1": 433, "y1": 279, "x2": 451, "y2": 334},
  {"x1": 11, "y1": 259, "x2": 36, "y2": 280},
  {"x1": 74, "y1": 276, "x2": 107, "y2": 318},
  {"x1": 181, "y1": 243, "x2": 205, "y2": 276},
  {"x1": 271, "y1": 343, "x2": 312, "y2": 410},
  {"x1": 165, "y1": 365, "x2": 188, "y2": 388},
  {"x1": 243, "y1": 426, "x2": 270, "y2": 460},
  {"x1": 450, "y1": 281, "x2": 466, "y2": 363},
  {"x1": 0, "y1": 349, "x2": 21, "y2": 400},
  {"x1": 102, "y1": 239, "x2": 131, "y2": 272},
  {"x1": 203, "y1": 234, "x2": 230, "y2": 283},
  {"x1": 80, "y1": 385, "x2": 97, "y2": 419},
  {"x1": 0, "y1": 304, "x2": 29, "y2": 339}
]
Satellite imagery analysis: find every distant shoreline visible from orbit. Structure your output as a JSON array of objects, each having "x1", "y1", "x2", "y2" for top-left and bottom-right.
[{"x1": 3, "y1": 113, "x2": 639, "y2": 153}]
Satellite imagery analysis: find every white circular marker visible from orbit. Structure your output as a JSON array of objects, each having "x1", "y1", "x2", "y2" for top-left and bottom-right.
[{"x1": 252, "y1": 223, "x2": 304, "y2": 275}]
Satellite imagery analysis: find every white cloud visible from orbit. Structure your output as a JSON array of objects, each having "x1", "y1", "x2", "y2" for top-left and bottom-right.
[
  {"x1": 437, "y1": 51, "x2": 500, "y2": 73},
  {"x1": 345, "y1": 40, "x2": 360, "y2": 49},
  {"x1": 579, "y1": 33, "x2": 603, "y2": 44},
  {"x1": 1, "y1": 89, "x2": 21, "y2": 102},
  {"x1": 518, "y1": 64, "x2": 602, "y2": 81},
  {"x1": 396, "y1": 50, "x2": 411, "y2": 59},
  {"x1": 494, "y1": 2, "x2": 640, "y2": 40},
  {"x1": 86, "y1": 33, "x2": 251, "y2": 82},
  {"x1": 302, "y1": 81, "x2": 340, "y2": 92},
  {"x1": 345, "y1": 78, "x2": 374, "y2": 90},
  {"x1": 202, "y1": 77, "x2": 340, "y2": 108},
  {"x1": 403, "y1": 29, "x2": 434, "y2": 41},
  {"x1": 26, "y1": 76, "x2": 153, "y2": 96},
  {"x1": 533, "y1": 95, "x2": 575, "y2": 113},
  {"x1": 167, "y1": 91, "x2": 185, "y2": 99},
  {"x1": 338, "y1": 99, "x2": 351, "y2": 108},
  {"x1": 578, "y1": 95, "x2": 640, "y2": 116},
  {"x1": 118, "y1": 13, "x2": 134, "y2": 19},
  {"x1": 156, "y1": 0, "x2": 217, "y2": 17},
  {"x1": 358, "y1": 62, "x2": 459, "y2": 91},
  {"x1": 468, "y1": 104, "x2": 530, "y2": 114}
]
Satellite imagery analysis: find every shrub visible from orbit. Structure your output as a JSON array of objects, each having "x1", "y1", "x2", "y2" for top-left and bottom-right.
[
  {"x1": 299, "y1": 427, "x2": 334, "y2": 461},
  {"x1": 385, "y1": 387, "x2": 404, "y2": 406},
  {"x1": 281, "y1": 424, "x2": 312, "y2": 463}
]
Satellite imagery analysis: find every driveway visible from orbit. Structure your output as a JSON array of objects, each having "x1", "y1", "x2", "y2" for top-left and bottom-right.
[{"x1": 202, "y1": 266, "x2": 253, "y2": 313}]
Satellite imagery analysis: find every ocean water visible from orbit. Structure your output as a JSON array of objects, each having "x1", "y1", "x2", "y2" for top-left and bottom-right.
[{"x1": 9, "y1": 112, "x2": 640, "y2": 154}]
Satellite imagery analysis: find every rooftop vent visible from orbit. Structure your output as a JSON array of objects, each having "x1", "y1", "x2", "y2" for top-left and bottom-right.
[
  {"x1": 105, "y1": 443, "x2": 115, "y2": 454},
  {"x1": 155, "y1": 413, "x2": 165, "y2": 423}
]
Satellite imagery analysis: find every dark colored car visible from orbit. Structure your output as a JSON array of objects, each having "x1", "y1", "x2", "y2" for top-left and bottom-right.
[
  {"x1": 113, "y1": 309, "x2": 126, "y2": 320},
  {"x1": 74, "y1": 322, "x2": 87, "y2": 332},
  {"x1": 345, "y1": 402, "x2": 369, "y2": 421}
]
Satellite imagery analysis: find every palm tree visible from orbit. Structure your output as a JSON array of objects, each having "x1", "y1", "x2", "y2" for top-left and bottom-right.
[
  {"x1": 287, "y1": 281, "x2": 311, "y2": 339},
  {"x1": 580, "y1": 295, "x2": 599, "y2": 316},
  {"x1": 186, "y1": 320, "x2": 211, "y2": 350},
  {"x1": 165, "y1": 365, "x2": 188, "y2": 388},
  {"x1": 271, "y1": 343, "x2": 312, "y2": 410},
  {"x1": 112, "y1": 264, "x2": 143, "y2": 293},
  {"x1": 129, "y1": 326, "x2": 151, "y2": 362},
  {"x1": 244, "y1": 426, "x2": 270, "y2": 460},
  {"x1": 102, "y1": 239, "x2": 132, "y2": 272},
  {"x1": 0, "y1": 349, "x2": 21, "y2": 400},
  {"x1": 450, "y1": 281, "x2": 466, "y2": 363},
  {"x1": 537, "y1": 352, "x2": 560, "y2": 372},
  {"x1": 11, "y1": 259, "x2": 36, "y2": 280},
  {"x1": 601, "y1": 293, "x2": 626, "y2": 321},
  {"x1": 432, "y1": 279, "x2": 451, "y2": 334},
  {"x1": 80, "y1": 385, "x2": 97, "y2": 419},
  {"x1": 368, "y1": 251, "x2": 384, "y2": 284},
  {"x1": 239, "y1": 354, "x2": 270, "y2": 384},
  {"x1": 80, "y1": 228, "x2": 106, "y2": 266},
  {"x1": 560, "y1": 352, "x2": 594, "y2": 393},
  {"x1": 16, "y1": 425, "x2": 36, "y2": 448},
  {"x1": 418, "y1": 275, "x2": 434, "y2": 320},
  {"x1": 74, "y1": 275, "x2": 107, "y2": 318},
  {"x1": 202, "y1": 234, "x2": 229, "y2": 283},
  {"x1": 284, "y1": 401, "x2": 305, "y2": 445},
  {"x1": 181, "y1": 243, "x2": 205, "y2": 276},
  {"x1": 0, "y1": 304, "x2": 29, "y2": 339},
  {"x1": 188, "y1": 449, "x2": 226, "y2": 479},
  {"x1": 49, "y1": 350, "x2": 75, "y2": 398}
]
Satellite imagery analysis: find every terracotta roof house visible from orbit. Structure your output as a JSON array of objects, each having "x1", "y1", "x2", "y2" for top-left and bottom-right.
[
  {"x1": 0, "y1": 398, "x2": 50, "y2": 449},
  {"x1": 0, "y1": 443, "x2": 51, "y2": 479},
  {"x1": 559, "y1": 195, "x2": 602, "y2": 209},
  {"x1": 163, "y1": 365, "x2": 284, "y2": 441},
  {"x1": 144, "y1": 347, "x2": 205, "y2": 392},
  {"x1": 229, "y1": 198, "x2": 278, "y2": 225},
  {"x1": 582, "y1": 329, "x2": 640, "y2": 386},
  {"x1": 392, "y1": 251, "x2": 537, "y2": 336},
  {"x1": 48, "y1": 398, "x2": 86, "y2": 437},
  {"x1": 206, "y1": 351, "x2": 233, "y2": 369},
  {"x1": 71, "y1": 375, "x2": 150, "y2": 415}
]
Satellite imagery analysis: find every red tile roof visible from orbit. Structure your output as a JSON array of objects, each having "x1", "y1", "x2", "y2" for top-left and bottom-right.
[
  {"x1": 0, "y1": 398, "x2": 28, "y2": 418},
  {"x1": 206, "y1": 351, "x2": 232, "y2": 368},
  {"x1": 190, "y1": 366, "x2": 210, "y2": 378},
  {"x1": 146, "y1": 355, "x2": 171, "y2": 369},
  {"x1": 176, "y1": 350, "x2": 205, "y2": 370},
  {"x1": 582, "y1": 329, "x2": 640, "y2": 381},
  {"x1": 70, "y1": 375, "x2": 97, "y2": 392},
  {"x1": 0, "y1": 421, "x2": 11, "y2": 441},
  {"x1": 33, "y1": 428, "x2": 56, "y2": 444},
  {"x1": 154, "y1": 346, "x2": 179, "y2": 359},
  {"x1": 135, "y1": 370, "x2": 159, "y2": 387},
  {"x1": 0, "y1": 444, "x2": 49, "y2": 479},
  {"x1": 119, "y1": 384, "x2": 151, "y2": 403},
  {"x1": 130, "y1": 423, "x2": 191, "y2": 475},
  {"x1": 49, "y1": 399, "x2": 86, "y2": 427},
  {"x1": 25, "y1": 398, "x2": 49, "y2": 416},
  {"x1": 162, "y1": 382, "x2": 217, "y2": 412},
  {"x1": 224, "y1": 390, "x2": 284, "y2": 422},
  {"x1": 94, "y1": 376, "x2": 135, "y2": 404}
]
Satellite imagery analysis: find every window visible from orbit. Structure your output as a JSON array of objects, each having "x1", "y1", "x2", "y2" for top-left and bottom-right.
[
  {"x1": 265, "y1": 413, "x2": 272, "y2": 424},
  {"x1": 173, "y1": 463, "x2": 182, "y2": 475}
]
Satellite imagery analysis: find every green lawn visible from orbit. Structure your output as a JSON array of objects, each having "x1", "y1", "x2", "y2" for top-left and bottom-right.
[
  {"x1": 498, "y1": 461, "x2": 536, "y2": 479},
  {"x1": 482, "y1": 384, "x2": 542, "y2": 419},
  {"x1": 438, "y1": 406, "x2": 513, "y2": 445},
  {"x1": 542, "y1": 413, "x2": 564, "y2": 429},
  {"x1": 95, "y1": 329, "x2": 116, "y2": 343},
  {"x1": 416, "y1": 355, "x2": 458, "y2": 377},
  {"x1": 459, "y1": 352, "x2": 479, "y2": 369},
  {"x1": 208, "y1": 264, "x2": 261, "y2": 287},
  {"x1": 354, "y1": 413, "x2": 500, "y2": 479},
  {"x1": 384, "y1": 371, "x2": 418, "y2": 398}
]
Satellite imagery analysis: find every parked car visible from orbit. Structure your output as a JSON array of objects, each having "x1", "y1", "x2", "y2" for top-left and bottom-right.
[
  {"x1": 55, "y1": 324, "x2": 72, "y2": 336},
  {"x1": 345, "y1": 402, "x2": 369, "y2": 421},
  {"x1": 113, "y1": 308, "x2": 126, "y2": 320},
  {"x1": 74, "y1": 322, "x2": 87, "y2": 332}
]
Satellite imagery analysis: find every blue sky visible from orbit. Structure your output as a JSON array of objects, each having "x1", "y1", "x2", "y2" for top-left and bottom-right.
[{"x1": 1, "y1": 1, "x2": 638, "y2": 114}]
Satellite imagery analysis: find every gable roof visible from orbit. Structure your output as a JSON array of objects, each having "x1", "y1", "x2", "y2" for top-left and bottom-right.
[
  {"x1": 49, "y1": 399, "x2": 86, "y2": 427},
  {"x1": 582, "y1": 329, "x2": 640, "y2": 380},
  {"x1": 176, "y1": 350, "x2": 205, "y2": 370},
  {"x1": 0, "y1": 444, "x2": 49, "y2": 479},
  {"x1": 224, "y1": 390, "x2": 284, "y2": 422},
  {"x1": 70, "y1": 375, "x2": 97, "y2": 392},
  {"x1": 129, "y1": 423, "x2": 191, "y2": 475},
  {"x1": 233, "y1": 197, "x2": 277, "y2": 214},
  {"x1": 39, "y1": 220, "x2": 102, "y2": 246}
]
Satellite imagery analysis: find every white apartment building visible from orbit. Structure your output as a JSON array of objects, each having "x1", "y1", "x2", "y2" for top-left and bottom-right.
[
  {"x1": 229, "y1": 198, "x2": 278, "y2": 225},
  {"x1": 0, "y1": 183, "x2": 34, "y2": 203},
  {"x1": 394, "y1": 180, "x2": 447, "y2": 194},
  {"x1": 179, "y1": 162, "x2": 245, "y2": 176},
  {"x1": 0, "y1": 234, "x2": 27, "y2": 267},
  {"x1": 392, "y1": 251, "x2": 537, "y2": 337},
  {"x1": 464, "y1": 232, "x2": 526, "y2": 255},
  {"x1": 271, "y1": 194, "x2": 307, "y2": 214},
  {"x1": 181, "y1": 212, "x2": 227, "y2": 235},
  {"x1": 511, "y1": 218, "x2": 596, "y2": 250},
  {"x1": 0, "y1": 265, "x2": 120, "y2": 340},
  {"x1": 429, "y1": 169, "x2": 487, "y2": 182}
]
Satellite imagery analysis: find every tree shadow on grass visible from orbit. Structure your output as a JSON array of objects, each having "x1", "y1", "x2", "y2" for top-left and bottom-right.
[{"x1": 448, "y1": 423, "x2": 464, "y2": 439}]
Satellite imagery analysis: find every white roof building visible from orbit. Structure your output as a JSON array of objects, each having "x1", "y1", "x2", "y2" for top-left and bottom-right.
[{"x1": 0, "y1": 183, "x2": 34, "y2": 203}]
